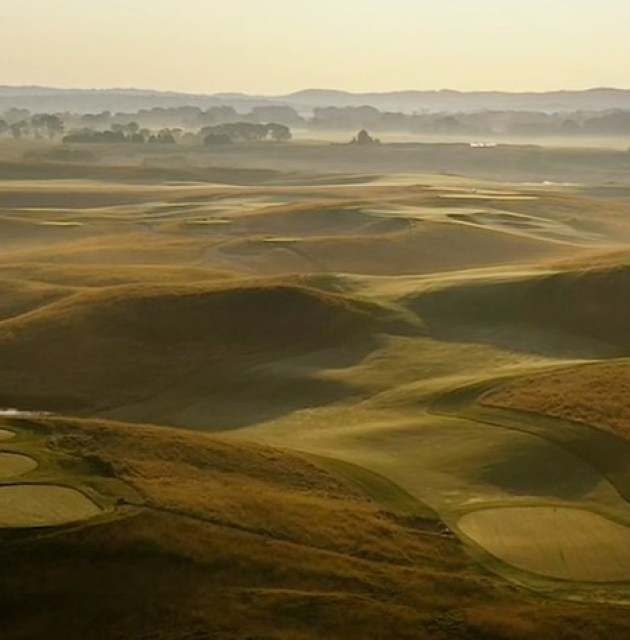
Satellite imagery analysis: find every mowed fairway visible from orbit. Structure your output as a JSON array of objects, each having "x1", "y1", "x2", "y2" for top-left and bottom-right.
[
  {"x1": 458, "y1": 507, "x2": 630, "y2": 582},
  {"x1": 0, "y1": 484, "x2": 102, "y2": 528}
]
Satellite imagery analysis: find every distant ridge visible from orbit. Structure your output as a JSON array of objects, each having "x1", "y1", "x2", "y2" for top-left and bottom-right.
[{"x1": 2, "y1": 85, "x2": 630, "y2": 114}]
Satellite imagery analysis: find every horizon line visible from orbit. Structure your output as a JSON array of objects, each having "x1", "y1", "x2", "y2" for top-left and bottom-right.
[{"x1": 2, "y1": 84, "x2": 630, "y2": 97}]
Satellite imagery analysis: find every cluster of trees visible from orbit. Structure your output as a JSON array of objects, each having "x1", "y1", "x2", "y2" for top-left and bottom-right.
[
  {"x1": 57, "y1": 121, "x2": 291, "y2": 146},
  {"x1": 309, "y1": 106, "x2": 630, "y2": 136},
  {"x1": 5, "y1": 104, "x2": 630, "y2": 143},
  {"x1": 64, "y1": 105, "x2": 304, "y2": 131},
  {"x1": 0, "y1": 112, "x2": 64, "y2": 139},
  {"x1": 349, "y1": 130, "x2": 381, "y2": 146},
  {"x1": 62, "y1": 123, "x2": 179, "y2": 145},
  {"x1": 201, "y1": 122, "x2": 291, "y2": 145}
]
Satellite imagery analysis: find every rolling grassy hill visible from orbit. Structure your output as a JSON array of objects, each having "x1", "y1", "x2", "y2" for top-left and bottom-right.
[
  {"x1": 483, "y1": 359, "x2": 630, "y2": 440},
  {"x1": 404, "y1": 264, "x2": 630, "y2": 355},
  {"x1": 0, "y1": 281, "x2": 388, "y2": 414}
]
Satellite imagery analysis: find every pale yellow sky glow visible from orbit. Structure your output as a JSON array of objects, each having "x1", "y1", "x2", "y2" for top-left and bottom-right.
[{"x1": 2, "y1": 0, "x2": 629, "y2": 93}]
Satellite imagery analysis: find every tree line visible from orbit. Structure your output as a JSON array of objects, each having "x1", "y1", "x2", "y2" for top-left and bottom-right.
[
  {"x1": 0, "y1": 110, "x2": 293, "y2": 146},
  {"x1": 60, "y1": 122, "x2": 292, "y2": 145},
  {"x1": 4, "y1": 104, "x2": 630, "y2": 142},
  {"x1": 0, "y1": 113, "x2": 64, "y2": 140}
]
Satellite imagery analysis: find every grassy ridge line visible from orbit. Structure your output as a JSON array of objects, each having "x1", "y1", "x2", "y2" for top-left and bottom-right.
[
  {"x1": 483, "y1": 358, "x2": 630, "y2": 440},
  {"x1": 429, "y1": 373, "x2": 630, "y2": 503},
  {"x1": 301, "y1": 452, "x2": 439, "y2": 521}
]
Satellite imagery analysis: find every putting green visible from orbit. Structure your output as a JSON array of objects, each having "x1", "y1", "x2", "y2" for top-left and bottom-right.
[
  {"x1": 0, "y1": 453, "x2": 38, "y2": 478},
  {"x1": 458, "y1": 506, "x2": 630, "y2": 582},
  {"x1": 0, "y1": 485, "x2": 102, "y2": 528},
  {"x1": 0, "y1": 429, "x2": 15, "y2": 441}
]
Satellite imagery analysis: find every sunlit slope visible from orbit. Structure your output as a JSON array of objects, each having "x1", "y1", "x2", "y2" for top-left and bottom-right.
[
  {"x1": 0, "y1": 278, "x2": 72, "y2": 322},
  {"x1": 6, "y1": 173, "x2": 627, "y2": 282},
  {"x1": 483, "y1": 360, "x2": 630, "y2": 440},
  {"x1": 212, "y1": 221, "x2": 567, "y2": 276},
  {"x1": 2, "y1": 415, "x2": 629, "y2": 640},
  {"x1": 0, "y1": 282, "x2": 388, "y2": 413}
]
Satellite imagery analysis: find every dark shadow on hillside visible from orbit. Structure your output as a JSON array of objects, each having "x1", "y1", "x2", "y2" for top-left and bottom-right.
[
  {"x1": 476, "y1": 438, "x2": 602, "y2": 500},
  {"x1": 184, "y1": 374, "x2": 361, "y2": 431},
  {"x1": 102, "y1": 339, "x2": 380, "y2": 431},
  {"x1": 404, "y1": 269, "x2": 630, "y2": 359}
]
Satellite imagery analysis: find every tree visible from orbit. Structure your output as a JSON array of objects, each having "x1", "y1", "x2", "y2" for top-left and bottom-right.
[
  {"x1": 124, "y1": 121, "x2": 140, "y2": 137},
  {"x1": 30, "y1": 114, "x2": 65, "y2": 140},
  {"x1": 10, "y1": 120, "x2": 29, "y2": 139},
  {"x1": 156, "y1": 128, "x2": 176, "y2": 144},
  {"x1": 43, "y1": 114, "x2": 64, "y2": 139},
  {"x1": 0, "y1": 120, "x2": 8, "y2": 137},
  {"x1": 266, "y1": 123, "x2": 292, "y2": 142},
  {"x1": 352, "y1": 129, "x2": 380, "y2": 146},
  {"x1": 30, "y1": 114, "x2": 46, "y2": 138},
  {"x1": 199, "y1": 122, "x2": 268, "y2": 143}
]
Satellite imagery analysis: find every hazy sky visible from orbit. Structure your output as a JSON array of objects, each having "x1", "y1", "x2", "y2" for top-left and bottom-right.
[{"x1": 2, "y1": 0, "x2": 629, "y2": 94}]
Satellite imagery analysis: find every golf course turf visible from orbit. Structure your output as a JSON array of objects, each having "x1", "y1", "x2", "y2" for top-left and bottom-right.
[{"x1": 2, "y1": 140, "x2": 630, "y2": 637}]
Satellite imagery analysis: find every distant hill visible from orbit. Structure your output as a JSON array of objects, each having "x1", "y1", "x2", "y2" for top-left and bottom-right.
[{"x1": 3, "y1": 85, "x2": 630, "y2": 114}]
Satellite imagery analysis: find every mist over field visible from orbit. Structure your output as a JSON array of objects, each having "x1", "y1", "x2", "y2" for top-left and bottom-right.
[{"x1": 2, "y1": 1, "x2": 630, "y2": 639}]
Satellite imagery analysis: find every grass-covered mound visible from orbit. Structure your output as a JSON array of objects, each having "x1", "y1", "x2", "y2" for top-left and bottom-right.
[
  {"x1": 483, "y1": 360, "x2": 630, "y2": 440},
  {"x1": 405, "y1": 265, "x2": 630, "y2": 354},
  {"x1": 0, "y1": 282, "x2": 378, "y2": 413}
]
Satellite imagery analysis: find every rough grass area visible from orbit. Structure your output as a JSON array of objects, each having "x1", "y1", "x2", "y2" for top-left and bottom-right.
[{"x1": 483, "y1": 361, "x2": 630, "y2": 440}]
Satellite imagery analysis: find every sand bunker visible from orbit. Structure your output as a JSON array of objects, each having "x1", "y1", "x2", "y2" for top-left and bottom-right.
[
  {"x1": 459, "y1": 506, "x2": 630, "y2": 582},
  {"x1": 0, "y1": 409, "x2": 51, "y2": 418},
  {"x1": 0, "y1": 453, "x2": 38, "y2": 478},
  {"x1": 0, "y1": 485, "x2": 102, "y2": 528},
  {"x1": 39, "y1": 221, "x2": 84, "y2": 227},
  {"x1": 0, "y1": 429, "x2": 15, "y2": 442},
  {"x1": 439, "y1": 193, "x2": 537, "y2": 201}
]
